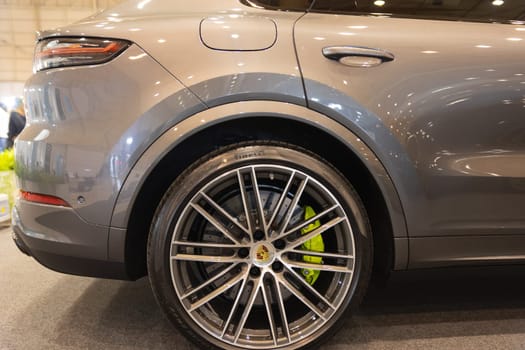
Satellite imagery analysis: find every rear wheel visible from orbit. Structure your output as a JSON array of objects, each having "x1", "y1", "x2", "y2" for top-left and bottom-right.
[{"x1": 148, "y1": 143, "x2": 372, "y2": 349}]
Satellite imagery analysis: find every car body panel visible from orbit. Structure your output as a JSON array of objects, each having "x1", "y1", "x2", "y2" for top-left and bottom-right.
[
  {"x1": 108, "y1": 226, "x2": 127, "y2": 262},
  {"x1": 13, "y1": 201, "x2": 108, "y2": 260},
  {"x1": 295, "y1": 13, "x2": 525, "y2": 247},
  {"x1": 18, "y1": 0, "x2": 311, "y2": 226},
  {"x1": 11, "y1": 202, "x2": 128, "y2": 278},
  {"x1": 14, "y1": 0, "x2": 315, "y2": 280},
  {"x1": 14, "y1": 0, "x2": 525, "y2": 284},
  {"x1": 39, "y1": 1, "x2": 306, "y2": 108},
  {"x1": 410, "y1": 235, "x2": 525, "y2": 268},
  {"x1": 17, "y1": 44, "x2": 205, "y2": 226}
]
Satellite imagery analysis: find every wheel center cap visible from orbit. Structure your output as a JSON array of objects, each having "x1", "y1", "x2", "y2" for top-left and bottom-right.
[{"x1": 251, "y1": 242, "x2": 275, "y2": 267}]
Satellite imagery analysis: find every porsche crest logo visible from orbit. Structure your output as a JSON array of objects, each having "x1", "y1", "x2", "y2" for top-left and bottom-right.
[{"x1": 255, "y1": 244, "x2": 270, "y2": 262}]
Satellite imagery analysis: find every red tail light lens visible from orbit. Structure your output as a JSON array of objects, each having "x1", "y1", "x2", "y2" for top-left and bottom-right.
[
  {"x1": 34, "y1": 37, "x2": 131, "y2": 72},
  {"x1": 20, "y1": 190, "x2": 70, "y2": 207}
]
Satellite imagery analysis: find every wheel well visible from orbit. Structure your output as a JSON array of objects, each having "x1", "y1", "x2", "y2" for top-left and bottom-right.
[{"x1": 124, "y1": 117, "x2": 394, "y2": 281}]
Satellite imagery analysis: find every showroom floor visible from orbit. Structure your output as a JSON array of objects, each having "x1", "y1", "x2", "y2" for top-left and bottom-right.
[{"x1": 2, "y1": 226, "x2": 525, "y2": 350}]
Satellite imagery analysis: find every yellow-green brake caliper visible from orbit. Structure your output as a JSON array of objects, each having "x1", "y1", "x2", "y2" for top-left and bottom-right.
[{"x1": 300, "y1": 205, "x2": 325, "y2": 285}]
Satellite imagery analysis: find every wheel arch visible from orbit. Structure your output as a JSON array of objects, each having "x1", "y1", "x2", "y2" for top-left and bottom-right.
[{"x1": 110, "y1": 101, "x2": 408, "y2": 279}]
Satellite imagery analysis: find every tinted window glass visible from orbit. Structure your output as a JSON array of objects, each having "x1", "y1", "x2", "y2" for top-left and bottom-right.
[
  {"x1": 311, "y1": 0, "x2": 525, "y2": 22},
  {"x1": 242, "y1": 0, "x2": 313, "y2": 11}
]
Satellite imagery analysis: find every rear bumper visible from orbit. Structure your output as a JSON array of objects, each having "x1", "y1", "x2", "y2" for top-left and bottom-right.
[{"x1": 12, "y1": 199, "x2": 130, "y2": 280}]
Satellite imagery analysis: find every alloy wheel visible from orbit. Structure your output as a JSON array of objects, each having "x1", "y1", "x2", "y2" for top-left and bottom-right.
[{"x1": 169, "y1": 164, "x2": 357, "y2": 349}]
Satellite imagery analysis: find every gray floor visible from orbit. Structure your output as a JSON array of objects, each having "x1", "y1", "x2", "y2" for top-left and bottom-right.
[{"x1": 2, "y1": 226, "x2": 525, "y2": 350}]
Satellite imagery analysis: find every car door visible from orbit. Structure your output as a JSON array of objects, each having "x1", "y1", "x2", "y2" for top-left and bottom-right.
[{"x1": 295, "y1": 0, "x2": 525, "y2": 267}]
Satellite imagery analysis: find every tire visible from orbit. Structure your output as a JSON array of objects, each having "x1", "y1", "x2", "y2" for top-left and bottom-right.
[{"x1": 148, "y1": 142, "x2": 372, "y2": 350}]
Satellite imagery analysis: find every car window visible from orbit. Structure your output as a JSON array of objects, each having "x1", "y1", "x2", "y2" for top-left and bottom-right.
[
  {"x1": 241, "y1": 0, "x2": 313, "y2": 11},
  {"x1": 310, "y1": 0, "x2": 525, "y2": 23}
]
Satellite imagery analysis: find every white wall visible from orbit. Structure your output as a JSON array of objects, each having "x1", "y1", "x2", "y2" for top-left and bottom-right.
[{"x1": 0, "y1": 0, "x2": 121, "y2": 97}]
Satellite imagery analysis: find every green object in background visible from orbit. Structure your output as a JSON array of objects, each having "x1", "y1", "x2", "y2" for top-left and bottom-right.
[
  {"x1": 0, "y1": 148, "x2": 14, "y2": 171},
  {"x1": 0, "y1": 148, "x2": 16, "y2": 209},
  {"x1": 300, "y1": 205, "x2": 325, "y2": 285}
]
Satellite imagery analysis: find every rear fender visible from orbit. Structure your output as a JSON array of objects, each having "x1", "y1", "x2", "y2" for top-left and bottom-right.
[{"x1": 109, "y1": 101, "x2": 409, "y2": 269}]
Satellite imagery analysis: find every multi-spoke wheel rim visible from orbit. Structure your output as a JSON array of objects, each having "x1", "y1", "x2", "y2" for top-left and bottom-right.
[{"x1": 170, "y1": 164, "x2": 356, "y2": 349}]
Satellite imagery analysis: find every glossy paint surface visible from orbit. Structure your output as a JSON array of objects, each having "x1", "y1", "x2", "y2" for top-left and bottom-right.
[
  {"x1": 18, "y1": 44, "x2": 205, "y2": 225},
  {"x1": 41, "y1": 0, "x2": 305, "y2": 107},
  {"x1": 18, "y1": 0, "x2": 307, "y2": 226},
  {"x1": 14, "y1": 0, "x2": 525, "y2": 275},
  {"x1": 296, "y1": 14, "x2": 525, "y2": 244}
]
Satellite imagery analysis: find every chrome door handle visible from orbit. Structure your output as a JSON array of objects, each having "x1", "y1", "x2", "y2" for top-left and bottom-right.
[{"x1": 322, "y1": 46, "x2": 394, "y2": 67}]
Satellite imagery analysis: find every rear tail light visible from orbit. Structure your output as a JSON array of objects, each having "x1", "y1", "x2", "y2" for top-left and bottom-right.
[
  {"x1": 33, "y1": 37, "x2": 131, "y2": 72},
  {"x1": 20, "y1": 190, "x2": 70, "y2": 207}
]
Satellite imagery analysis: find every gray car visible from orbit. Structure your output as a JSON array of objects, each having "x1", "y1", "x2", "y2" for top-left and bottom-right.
[{"x1": 12, "y1": 0, "x2": 525, "y2": 348}]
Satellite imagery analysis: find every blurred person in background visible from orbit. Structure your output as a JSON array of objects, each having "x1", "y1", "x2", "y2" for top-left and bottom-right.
[
  {"x1": 7, "y1": 98, "x2": 26, "y2": 149},
  {"x1": 0, "y1": 103, "x2": 8, "y2": 151}
]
